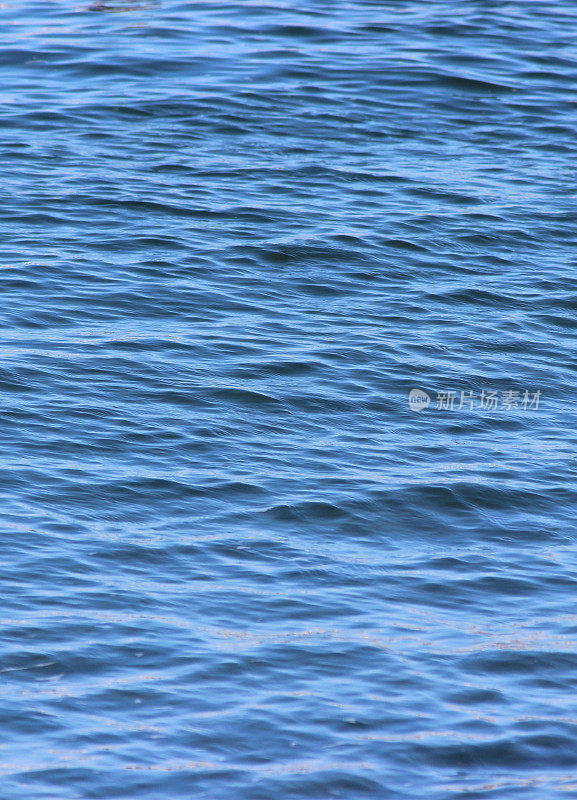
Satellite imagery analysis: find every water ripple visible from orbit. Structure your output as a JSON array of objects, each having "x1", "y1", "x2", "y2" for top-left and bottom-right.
[{"x1": 1, "y1": 0, "x2": 577, "y2": 798}]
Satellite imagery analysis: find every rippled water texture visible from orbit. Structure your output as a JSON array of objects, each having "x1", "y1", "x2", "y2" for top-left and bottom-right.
[{"x1": 2, "y1": 1, "x2": 577, "y2": 797}]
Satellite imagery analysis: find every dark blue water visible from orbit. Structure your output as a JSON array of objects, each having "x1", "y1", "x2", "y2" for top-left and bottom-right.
[{"x1": 2, "y1": 1, "x2": 577, "y2": 797}]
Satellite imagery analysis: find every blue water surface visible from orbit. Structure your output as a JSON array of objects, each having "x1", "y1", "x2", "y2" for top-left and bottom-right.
[{"x1": 2, "y1": 0, "x2": 577, "y2": 797}]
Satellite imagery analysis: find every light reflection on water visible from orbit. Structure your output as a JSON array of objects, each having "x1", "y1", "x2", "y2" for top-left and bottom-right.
[{"x1": 89, "y1": 1, "x2": 159, "y2": 11}]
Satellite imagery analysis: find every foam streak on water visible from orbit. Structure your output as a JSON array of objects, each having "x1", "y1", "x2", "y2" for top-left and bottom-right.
[{"x1": 2, "y1": 1, "x2": 577, "y2": 797}]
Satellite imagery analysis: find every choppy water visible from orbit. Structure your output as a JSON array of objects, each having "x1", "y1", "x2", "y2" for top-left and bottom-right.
[{"x1": 2, "y1": 0, "x2": 577, "y2": 797}]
